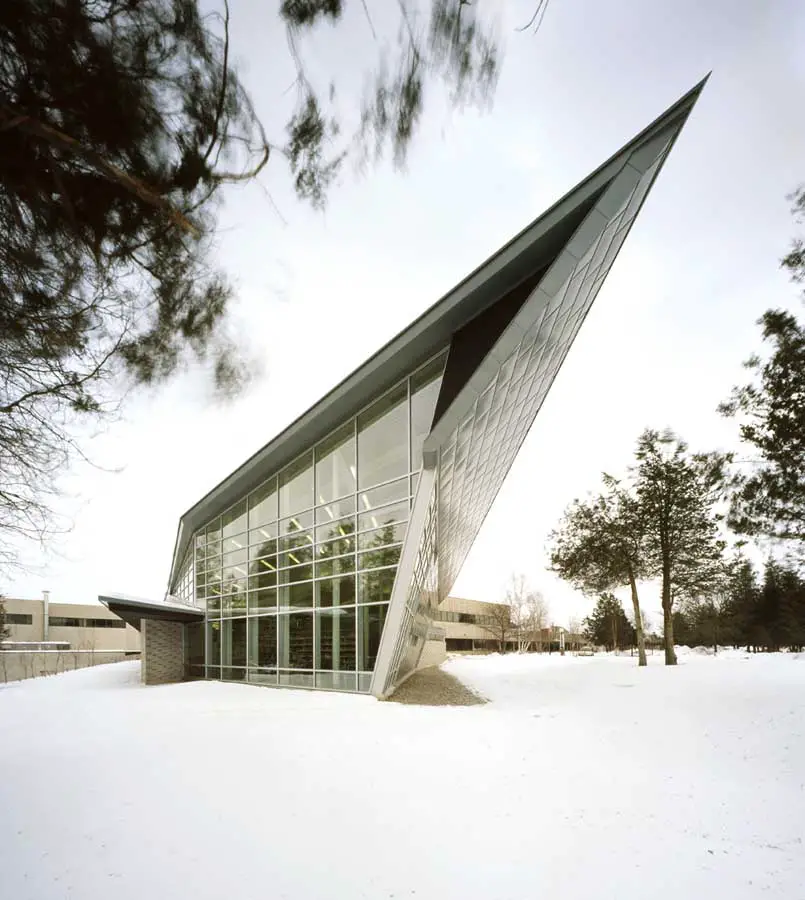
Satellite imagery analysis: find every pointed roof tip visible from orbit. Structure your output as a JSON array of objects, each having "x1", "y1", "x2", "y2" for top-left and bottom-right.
[{"x1": 689, "y1": 70, "x2": 712, "y2": 97}]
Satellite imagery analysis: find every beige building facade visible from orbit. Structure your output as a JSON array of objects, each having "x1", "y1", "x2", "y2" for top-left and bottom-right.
[
  {"x1": 435, "y1": 596, "x2": 514, "y2": 652},
  {"x1": 3, "y1": 595, "x2": 141, "y2": 653}
]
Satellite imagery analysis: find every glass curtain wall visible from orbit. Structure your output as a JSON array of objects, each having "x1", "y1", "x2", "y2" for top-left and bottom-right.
[{"x1": 190, "y1": 352, "x2": 445, "y2": 692}]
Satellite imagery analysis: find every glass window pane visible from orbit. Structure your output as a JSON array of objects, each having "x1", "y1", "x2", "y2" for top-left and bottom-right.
[
  {"x1": 250, "y1": 524, "x2": 277, "y2": 546},
  {"x1": 278, "y1": 613, "x2": 314, "y2": 668},
  {"x1": 222, "y1": 590, "x2": 247, "y2": 616},
  {"x1": 221, "y1": 618, "x2": 247, "y2": 667},
  {"x1": 357, "y1": 382, "x2": 408, "y2": 490},
  {"x1": 315, "y1": 516, "x2": 356, "y2": 546},
  {"x1": 410, "y1": 354, "x2": 446, "y2": 471},
  {"x1": 222, "y1": 499, "x2": 247, "y2": 539},
  {"x1": 358, "y1": 499, "x2": 409, "y2": 533},
  {"x1": 249, "y1": 478, "x2": 277, "y2": 528},
  {"x1": 358, "y1": 567, "x2": 397, "y2": 604},
  {"x1": 279, "y1": 581, "x2": 314, "y2": 611},
  {"x1": 279, "y1": 529, "x2": 314, "y2": 553},
  {"x1": 315, "y1": 550, "x2": 355, "y2": 578},
  {"x1": 222, "y1": 548, "x2": 248, "y2": 569},
  {"x1": 249, "y1": 616, "x2": 277, "y2": 667},
  {"x1": 358, "y1": 604, "x2": 388, "y2": 671},
  {"x1": 316, "y1": 423, "x2": 356, "y2": 505},
  {"x1": 249, "y1": 668, "x2": 277, "y2": 686},
  {"x1": 248, "y1": 567, "x2": 277, "y2": 591},
  {"x1": 249, "y1": 587, "x2": 276, "y2": 614},
  {"x1": 316, "y1": 607, "x2": 356, "y2": 671},
  {"x1": 249, "y1": 539, "x2": 277, "y2": 561},
  {"x1": 279, "y1": 510, "x2": 313, "y2": 535},
  {"x1": 185, "y1": 623, "x2": 205, "y2": 668},
  {"x1": 315, "y1": 575, "x2": 356, "y2": 608},
  {"x1": 206, "y1": 620, "x2": 221, "y2": 666},
  {"x1": 277, "y1": 562, "x2": 313, "y2": 584},
  {"x1": 223, "y1": 535, "x2": 247, "y2": 555},
  {"x1": 358, "y1": 477, "x2": 409, "y2": 512},
  {"x1": 279, "y1": 452, "x2": 313, "y2": 517},
  {"x1": 316, "y1": 672, "x2": 357, "y2": 691},
  {"x1": 279, "y1": 672, "x2": 314, "y2": 688},
  {"x1": 358, "y1": 545, "x2": 401, "y2": 572},
  {"x1": 358, "y1": 521, "x2": 407, "y2": 550},
  {"x1": 315, "y1": 496, "x2": 355, "y2": 525}
]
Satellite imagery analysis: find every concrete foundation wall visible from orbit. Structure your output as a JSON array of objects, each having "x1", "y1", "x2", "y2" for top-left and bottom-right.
[
  {"x1": 141, "y1": 619, "x2": 184, "y2": 685},
  {"x1": 0, "y1": 651, "x2": 138, "y2": 683}
]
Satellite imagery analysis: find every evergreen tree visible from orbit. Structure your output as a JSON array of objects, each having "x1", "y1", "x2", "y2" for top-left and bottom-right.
[
  {"x1": 720, "y1": 310, "x2": 805, "y2": 546},
  {"x1": 549, "y1": 475, "x2": 649, "y2": 666},
  {"x1": 583, "y1": 593, "x2": 635, "y2": 652},
  {"x1": 0, "y1": 597, "x2": 8, "y2": 642},
  {"x1": 633, "y1": 429, "x2": 728, "y2": 666}
]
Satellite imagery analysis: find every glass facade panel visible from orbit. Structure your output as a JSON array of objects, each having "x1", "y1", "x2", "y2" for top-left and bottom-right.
[
  {"x1": 315, "y1": 550, "x2": 355, "y2": 578},
  {"x1": 358, "y1": 545, "x2": 402, "y2": 572},
  {"x1": 358, "y1": 604, "x2": 387, "y2": 671},
  {"x1": 278, "y1": 613, "x2": 314, "y2": 669},
  {"x1": 316, "y1": 672, "x2": 357, "y2": 691},
  {"x1": 222, "y1": 618, "x2": 247, "y2": 668},
  {"x1": 316, "y1": 606, "x2": 356, "y2": 671},
  {"x1": 249, "y1": 615, "x2": 277, "y2": 667},
  {"x1": 222, "y1": 499, "x2": 247, "y2": 539},
  {"x1": 249, "y1": 587, "x2": 276, "y2": 614},
  {"x1": 279, "y1": 452, "x2": 313, "y2": 517},
  {"x1": 410, "y1": 353, "x2": 446, "y2": 471},
  {"x1": 249, "y1": 478, "x2": 277, "y2": 528},
  {"x1": 185, "y1": 623, "x2": 205, "y2": 670},
  {"x1": 358, "y1": 477, "x2": 409, "y2": 512},
  {"x1": 315, "y1": 496, "x2": 355, "y2": 524},
  {"x1": 358, "y1": 498, "x2": 409, "y2": 533},
  {"x1": 358, "y1": 521, "x2": 407, "y2": 550},
  {"x1": 358, "y1": 568, "x2": 396, "y2": 605},
  {"x1": 357, "y1": 382, "x2": 408, "y2": 489},
  {"x1": 279, "y1": 581, "x2": 314, "y2": 611},
  {"x1": 206, "y1": 620, "x2": 221, "y2": 666},
  {"x1": 315, "y1": 515, "x2": 355, "y2": 546},
  {"x1": 315, "y1": 575, "x2": 356, "y2": 608},
  {"x1": 191, "y1": 354, "x2": 446, "y2": 692},
  {"x1": 315, "y1": 423, "x2": 356, "y2": 504}
]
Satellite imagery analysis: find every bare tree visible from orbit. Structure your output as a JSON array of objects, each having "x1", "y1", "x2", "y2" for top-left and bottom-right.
[
  {"x1": 497, "y1": 573, "x2": 549, "y2": 652},
  {"x1": 478, "y1": 598, "x2": 515, "y2": 653}
]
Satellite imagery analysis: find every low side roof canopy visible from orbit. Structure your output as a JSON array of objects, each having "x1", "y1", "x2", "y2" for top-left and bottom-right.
[{"x1": 98, "y1": 592, "x2": 204, "y2": 630}]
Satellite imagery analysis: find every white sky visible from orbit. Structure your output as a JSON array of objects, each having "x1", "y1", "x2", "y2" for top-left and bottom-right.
[{"x1": 6, "y1": 0, "x2": 805, "y2": 629}]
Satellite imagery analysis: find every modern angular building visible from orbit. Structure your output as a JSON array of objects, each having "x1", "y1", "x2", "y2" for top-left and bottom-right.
[{"x1": 101, "y1": 80, "x2": 705, "y2": 697}]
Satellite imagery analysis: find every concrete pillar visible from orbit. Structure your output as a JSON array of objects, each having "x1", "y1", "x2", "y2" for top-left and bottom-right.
[{"x1": 141, "y1": 619, "x2": 184, "y2": 685}]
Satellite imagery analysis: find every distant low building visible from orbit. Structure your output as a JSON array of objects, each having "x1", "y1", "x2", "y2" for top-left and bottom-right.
[
  {"x1": 2, "y1": 594, "x2": 140, "y2": 654},
  {"x1": 435, "y1": 596, "x2": 516, "y2": 652}
]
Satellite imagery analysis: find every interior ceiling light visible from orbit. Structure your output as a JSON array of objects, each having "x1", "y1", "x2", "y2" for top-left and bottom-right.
[{"x1": 361, "y1": 494, "x2": 370, "y2": 511}]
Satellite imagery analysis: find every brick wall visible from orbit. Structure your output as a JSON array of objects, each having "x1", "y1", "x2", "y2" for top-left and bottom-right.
[{"x1": 141, "y1": 619, "x2": 184, "y2": 685}]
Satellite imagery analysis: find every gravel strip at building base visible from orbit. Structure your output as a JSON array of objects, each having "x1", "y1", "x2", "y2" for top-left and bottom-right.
[{"x1": 387, "y1": 666, "x2": 487, "y2": 706}]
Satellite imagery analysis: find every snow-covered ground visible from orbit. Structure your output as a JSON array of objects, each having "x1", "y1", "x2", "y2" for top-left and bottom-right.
[{"x1": 1, "y1": 651, "x2": 802, "y2": 900}]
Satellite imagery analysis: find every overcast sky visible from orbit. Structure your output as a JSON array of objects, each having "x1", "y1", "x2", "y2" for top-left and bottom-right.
[{"x1": 6, "y1": 0, "x2": 805, "y2": 629}]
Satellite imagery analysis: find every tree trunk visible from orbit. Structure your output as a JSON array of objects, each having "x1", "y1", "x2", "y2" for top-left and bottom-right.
[
  {"x1": 627, "y1": 571, "x2": 647, "y2": 667},
  {"x1": 660, "y1": 562, "x2": 676, "y2": 664}
]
